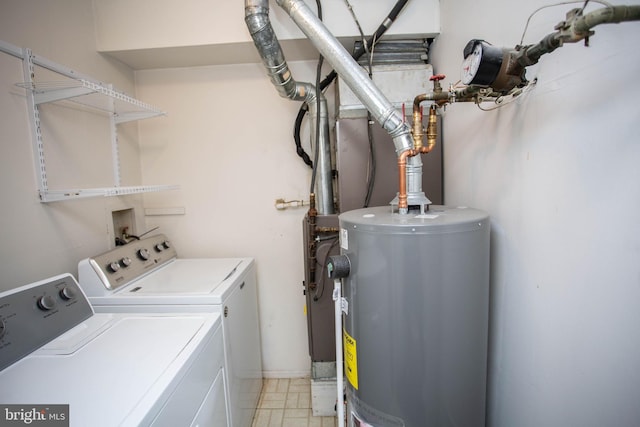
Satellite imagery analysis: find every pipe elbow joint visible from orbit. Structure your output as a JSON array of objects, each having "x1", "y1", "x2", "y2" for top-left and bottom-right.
[{"x1": 245, "y1": 6, "x2": 270, "y2": 33}]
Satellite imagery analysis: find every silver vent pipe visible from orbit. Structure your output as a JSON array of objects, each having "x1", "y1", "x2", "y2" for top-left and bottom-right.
[
  {"x1": 276, "y1": 0, "x2": 415, "y2": 156},
  {"x1": 245, "y1": 0, "x2": 334, "y2": 215},
  {"x1": 275, "y1": 0, "x2": 430, "y2": 213}
]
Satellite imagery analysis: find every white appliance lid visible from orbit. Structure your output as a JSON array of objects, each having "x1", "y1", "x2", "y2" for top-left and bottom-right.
[
  {"x1": 0, "y1": 312, "x2": 220, "y2": 427},
  {"x1": 127, "y1": 258, "x2": 242, "y2": 295}
]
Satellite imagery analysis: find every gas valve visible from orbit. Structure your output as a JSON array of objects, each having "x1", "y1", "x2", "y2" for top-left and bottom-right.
[{"x1": 327, "y1": 255, "x2": 351, "y2": 279}]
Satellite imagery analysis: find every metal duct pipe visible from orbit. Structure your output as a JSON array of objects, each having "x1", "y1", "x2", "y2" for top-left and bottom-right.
[
  {"x1": 276, "y1": 0, "x2": 415, "y2": 157},
  {"x1": 308, "y1": 96, "x2": 333, "y2": 215},
  {"x1": 245, "y1": 0, "x2": 334, "y2": 215}
]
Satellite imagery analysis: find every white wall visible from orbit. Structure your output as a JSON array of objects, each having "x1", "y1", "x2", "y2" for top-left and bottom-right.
[
  {"x1": 92, "y1": 0, "x2": 440, "y2": 67},
  {"x1": 431, "y1": 1, "x2": 640, "y2": 426},
  {"x1": 135, "y1": 61, "x2": 324, "y2": 377},
  {"x1": 0, "y1": 0, "x2": 147, "y2": 290}
]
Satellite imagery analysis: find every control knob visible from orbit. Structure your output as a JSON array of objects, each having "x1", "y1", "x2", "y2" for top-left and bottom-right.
[
  {"x1": 162, "y1": 241, "x2": 171, "y2": 249},
  {"x1": 137, "y1": 248, "x2": 150, "y2": 261},
  {"x1": 154, "y1": 243, "x2": 165, "y2": 252},
  {"x1": 37, "y1": 295, "x2": 57, "y2": 311},
  {"x1": 59, "y1": 286, "x2": 76, "y2": 301},
  {"x1": 0, "y1": 319, "x2": 5, "y2": 340},
  {"x1": 107, "y1": 262, "x2": 121, "y2": 273},
  {"x1": 120, "y1": 257, "x2": 132, "y2": 267}
]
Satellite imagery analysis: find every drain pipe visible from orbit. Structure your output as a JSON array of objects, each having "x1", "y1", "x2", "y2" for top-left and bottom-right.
[{"x1": 245, "y1": 0, "x2": 334, "y2": 215}]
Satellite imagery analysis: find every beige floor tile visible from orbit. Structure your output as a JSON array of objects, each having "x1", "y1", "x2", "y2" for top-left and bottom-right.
[
  {"x1": 276, "y1": 378, "x2": 290, "y2": 393},
  {"x1": 268, "y1": 409, "x2": 284, "y2": 427},
  {"x1": 252, "y1": 409, "x2": 271, "y2": 427},
  {"x1": 253, "y1": 377, "x2": 337, "y2": 427},
  {"x1": 262, "y1": 392, "x2": 287, "y2": 401},
  {"x1": 283, "y1": 408, "x2": 309, "y2": 419},
  {"x1": 288, "y1": 383, "x2": 311, "y2": 393},
  {"x1": 282, "y1": 418, "x2": 310, "y2": 427},
  {"x1": 297, "y1": 392, "x2": 311, "y2": 409},
  {"x1": 289, "y1": 378, "x2": 311, "y2": 386},
  {"x1": 260, "y1": 392, "x2": 286, "y2": 409},
  {"x1": 262, "y1": 378, "x2": 279, "y2": 393},
  {"x1": 321, "y1": 416, "x2": 337, "y2": 427},
  {"x1": 285, "y1": 392, "x2": 299, "y2": 409}
]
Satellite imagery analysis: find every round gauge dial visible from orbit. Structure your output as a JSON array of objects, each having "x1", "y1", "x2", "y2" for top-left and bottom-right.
[
  {"x1": 461, "y1": 42, "x2": 483, "y2": 85},
  {"x1": 460, "y1": 39, "x2": 504, "y2": 87}
]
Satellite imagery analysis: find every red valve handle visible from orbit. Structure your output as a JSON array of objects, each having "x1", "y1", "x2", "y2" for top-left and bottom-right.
[{"x1": 429, "y1": 74, "x2": 446, "y2": 81}]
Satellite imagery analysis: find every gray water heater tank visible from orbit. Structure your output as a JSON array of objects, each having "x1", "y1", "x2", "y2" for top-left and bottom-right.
[{"x1": 339, "y1": 205, "x2": 490, "y2": 427}]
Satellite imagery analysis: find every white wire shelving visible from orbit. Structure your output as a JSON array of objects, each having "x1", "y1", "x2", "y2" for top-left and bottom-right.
[
  {"x1": 15, "y1": 79, "x2": 165, "y2": 123},
  {"x1": 0, "y1": 39, "x2": 177, "y2": 203}
]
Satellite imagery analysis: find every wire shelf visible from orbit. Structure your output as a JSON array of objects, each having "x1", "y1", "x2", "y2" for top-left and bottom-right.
[
  {"x1": 16, "y1": 79, "x2": 165, "y2": 123},
  {"x1": 40, "y1": 185, "x2": 180, "y2": 203}
]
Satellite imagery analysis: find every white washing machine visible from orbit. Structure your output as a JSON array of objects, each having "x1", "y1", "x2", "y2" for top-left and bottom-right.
[
  {"x1": 0, "y1": 273, "x2": 227, "y2": 427},
  {"x1": 77, "y1": 234, "x2": 262, "y2": 427}
]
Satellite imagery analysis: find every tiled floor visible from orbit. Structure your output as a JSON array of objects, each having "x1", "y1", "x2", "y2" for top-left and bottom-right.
[{"x1": 252, "y1": 378, "x2": 337, "y2": 427}]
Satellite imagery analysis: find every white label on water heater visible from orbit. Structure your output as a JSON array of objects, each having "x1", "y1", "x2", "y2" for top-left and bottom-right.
[
  {"x1": 341, "y1": 297, "x2": 349, "y2": 315},
  {"x1": 340, "y1": 228, "x2": 349, "y2": 250}
]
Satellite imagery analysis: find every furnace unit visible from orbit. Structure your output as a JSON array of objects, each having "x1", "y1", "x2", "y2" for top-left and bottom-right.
[{"x1": 303, "y1": 52, "x2": 444, "y2": 400}]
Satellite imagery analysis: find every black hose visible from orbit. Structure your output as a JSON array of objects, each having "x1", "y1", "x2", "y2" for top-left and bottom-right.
[
  {"x1": 310, "y1": 0, "x2": 324, "y2": 193},
  {"x1": 293, "y1": 0, "x2": 410, "y2": 167},
  {"x1": 363, "y1": 44, "x2": 375, "y2": 207},
  {"x1": 310, "y1": 54, "x2": 324, "y2": 193},
  {"x1": 363, "y1": 112, "x2": 376, "y2": 207},
  {"x1": 294, "y1": 104, "x2": 313, "y2": 167}
]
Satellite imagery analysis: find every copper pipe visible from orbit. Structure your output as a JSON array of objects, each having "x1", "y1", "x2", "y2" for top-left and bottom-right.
[
  {"x1": 397, "y1": 149, "x2": 417, "y2": 211},
  {"x1": 425, "y1": 105, "x2": 437, "y2": 154},
  {"x1": 401, "y1": 99, "x2": 440, "y2": 212},
  {"x1": 412, "y1": 96, "x2": 425, "y2": 149}
]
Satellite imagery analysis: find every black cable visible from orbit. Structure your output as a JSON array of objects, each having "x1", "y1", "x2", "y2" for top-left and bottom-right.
[
  {"x1": 294, "y1": 0, "x2": 410, "y2": 167},
  {"x1": 310, "y1": 0, "x2": 324, "y2": 193},
  {"x1": 363, "y1": 36, "x2": 376, "y2": 207},
  {"x1": 310, "y1": 54, "x2": 324, "y2": 193},
  {"x1": 363, "y1": 111, "x2": 376, "y2": 207},
  {"x1": 294, "y1": 104, "x2": 313, "y2": 167}
]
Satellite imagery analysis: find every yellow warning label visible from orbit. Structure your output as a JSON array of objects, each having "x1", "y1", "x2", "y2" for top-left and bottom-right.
[{"x1": 343, "y1": 329, "x2": 358, "y2": 390}]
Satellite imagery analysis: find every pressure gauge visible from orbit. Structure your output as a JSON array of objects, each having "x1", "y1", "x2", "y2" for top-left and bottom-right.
[{"x1": 461, "y1": 39, "x2": 504, "y2": 87}]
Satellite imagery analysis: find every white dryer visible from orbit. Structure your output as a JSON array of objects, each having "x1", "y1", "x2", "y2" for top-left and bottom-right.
[
  {"x1": 77, "y1": 234, "x2": 262, "y2": 427},
  {"x1": 0, "y1": 273, "x2": 227, "y2": 427}
]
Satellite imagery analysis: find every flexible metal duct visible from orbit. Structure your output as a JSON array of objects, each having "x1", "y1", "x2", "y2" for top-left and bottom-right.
[
  {"x1": 275, "y1": 0, "x2": 431, "y2": 213},
  {"x1": 245, "y1": 0, "x2": 334, "y2": 215},
  {"x1": 276, "y1": 0, "x2": 414, "y2": 156}
]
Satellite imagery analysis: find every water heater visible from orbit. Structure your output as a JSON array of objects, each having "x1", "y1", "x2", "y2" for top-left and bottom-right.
[{"x1": 339, "y1": 205, "x2": 490, "y2": 427}]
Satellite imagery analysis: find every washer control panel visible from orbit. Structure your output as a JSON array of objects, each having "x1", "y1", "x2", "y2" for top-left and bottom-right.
[
  {"x1": 79, "y1": 234, "x2": 177, "y2": 294},
  {"x1": 0, "y1": 274, "x2": 93, "y2": 372}
]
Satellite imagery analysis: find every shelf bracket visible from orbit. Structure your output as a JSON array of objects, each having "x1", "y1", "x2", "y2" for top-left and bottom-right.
[{"x1": 21, "y1": 48, "x2": 49, "y2": 198}]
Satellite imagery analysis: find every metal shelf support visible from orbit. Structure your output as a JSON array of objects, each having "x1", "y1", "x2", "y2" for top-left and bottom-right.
[{"x1": 1, "y1": 39, "x2": 176, "y2": 203}]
